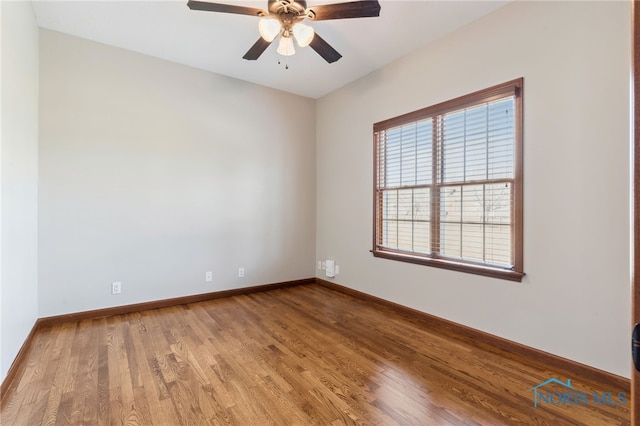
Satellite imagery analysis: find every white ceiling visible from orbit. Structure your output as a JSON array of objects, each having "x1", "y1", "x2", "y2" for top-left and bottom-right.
[{"x1": 32, "y1": 0, "x2": 509, "y2": 98}]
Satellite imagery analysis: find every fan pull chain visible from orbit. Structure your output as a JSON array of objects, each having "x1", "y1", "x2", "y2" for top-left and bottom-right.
[{"x1": 277, "y1": 59, "x2": 290, "y2": 70}]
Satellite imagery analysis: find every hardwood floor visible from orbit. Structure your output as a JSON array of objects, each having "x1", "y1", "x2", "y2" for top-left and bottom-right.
[{"x1": 0, "y1": 284, "x2": 630, "y2": 425}]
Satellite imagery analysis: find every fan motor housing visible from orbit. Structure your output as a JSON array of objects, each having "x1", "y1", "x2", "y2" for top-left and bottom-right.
[{"x1": 269, "y1": 0, "x2": 307, "y2": 16}]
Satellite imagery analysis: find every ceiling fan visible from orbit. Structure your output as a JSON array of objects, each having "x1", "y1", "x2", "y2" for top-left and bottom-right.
[{"x1": 187, "y1": 0, "x2": 381, "y2": 63}]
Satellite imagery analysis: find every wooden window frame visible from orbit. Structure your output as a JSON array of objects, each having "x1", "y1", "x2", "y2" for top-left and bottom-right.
[{"x1": 372, "y1": 79, "x2": 524, "y2": 282}]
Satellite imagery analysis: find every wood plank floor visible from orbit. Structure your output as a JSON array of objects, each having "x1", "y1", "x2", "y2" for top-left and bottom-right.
[{"x1": 0, "y1": 284, "x2": 630, "y2": 425}]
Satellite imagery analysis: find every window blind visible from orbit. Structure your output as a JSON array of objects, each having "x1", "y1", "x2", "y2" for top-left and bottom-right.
[{"x1": 373, "y1": 79, "x2": 524, "y2": 281}]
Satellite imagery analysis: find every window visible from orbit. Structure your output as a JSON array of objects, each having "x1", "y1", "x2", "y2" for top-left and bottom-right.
[{"x1": 373, "y1": 79, "x2": 524, "y2": 281}]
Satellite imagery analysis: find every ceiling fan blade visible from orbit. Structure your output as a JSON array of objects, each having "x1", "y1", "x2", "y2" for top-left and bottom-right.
[
  {"x1": 306, "y1": 0, "x2": 380, "y2": 21},
  {"x1": 243, "y1": 37, "x2": 273, "y2": 60},
  {"x1": 309, "y1": 33, "x2": 342, "y2": 63},
  {"x1": 187, "y1": 1, "x2": 267, "y2": 17}
]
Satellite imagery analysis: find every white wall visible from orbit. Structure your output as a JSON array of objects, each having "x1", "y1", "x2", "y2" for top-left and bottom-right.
[
  {"x1": 38, "y1": 30, "x2": 316, "y2": 317},
  {"x1": 0, "y1": 2, "x2": 40, "y2": 379},
  {"x1": 316, "y1": 1, "x2": 631, "y2": 377}
]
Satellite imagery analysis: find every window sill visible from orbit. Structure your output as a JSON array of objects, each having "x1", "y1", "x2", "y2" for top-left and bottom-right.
[{"x1": 372, "y1": 249, "x2": 525, "y2": 282}]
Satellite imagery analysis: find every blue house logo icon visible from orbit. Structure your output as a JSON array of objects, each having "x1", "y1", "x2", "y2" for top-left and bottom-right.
[
  {"x1": 529, "y1": 378, "x2": 573, "y2": 408},
  {"x1": 528, "y1": 377, "x2": 627, "y2": 407}
]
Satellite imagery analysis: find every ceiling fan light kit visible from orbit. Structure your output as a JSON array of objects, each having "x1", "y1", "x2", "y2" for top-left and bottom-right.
[
  {"x1": 277, "y1": 35, "x2": 296, "y2": 56},
  {"x1": 187, "y1": 0, "x2": 381, "y2": 63},
  {"x1": 292, "y1": 22, "x2": 314, "y2": 47},
  {"x1": 258, "y1": 17, "x2": 281, "y2": 42}
]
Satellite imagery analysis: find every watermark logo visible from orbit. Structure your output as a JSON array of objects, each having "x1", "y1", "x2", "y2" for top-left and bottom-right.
[{"x1": 529, "y1": 377, "x2": 627, "y2": 408}]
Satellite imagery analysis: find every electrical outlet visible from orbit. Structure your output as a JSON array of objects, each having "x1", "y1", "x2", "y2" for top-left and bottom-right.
[
  {"x1": 335, "y1": 265, "x2": 340, "y2": 275},
  {"x1": 238, "y1": 267, "x2": 245, "y2": 278},
  {"x1": 111, "y1": 281, "x2": 121, "y2": 295},
  {"x1": 317, "y1": 261, "x2": 322, "y2": 269},
  {"x1": 205, "y1": 271, "x2": 213, "y2": 282},
  {"x1": 321, "y1": 261, "x2": 326, "y2": 270},
  {"x1": 325, "y1": 260, "x2": 335, "y2": 278}
]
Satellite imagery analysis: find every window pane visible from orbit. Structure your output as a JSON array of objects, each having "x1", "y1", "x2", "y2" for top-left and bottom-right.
[
  {"x1": 488, "y1": 99, "x2": 514, "y2": 180},
  {"x1": 440, "y1": 221, "x2": 461, "y2": 258},
  {"x1": 485, "y1": 224, "x2": 511, "y2": 265},
  {"x1": 413, "y1": 188, "x2": 430, "y2": 221},
  {"x1": 440, "y1": 112, "x2": 465, "y2": 183},
  {"x1": 383, "y1": 220, "x2": 398, "y2": 248},
  {"x1": 381, "y1": 189, "x2": 398, "y2": 248},
  {"x1": 397, "y1": 189, "x2": 413, "y2": 250},
  {"x1": 381, "y1": 188, "x2": 432, "y2": 253},
  {"x1": 414, "y1": 187, "x2": 430, "y2": 254},
  {"x1": 397, "y1": 221, "x2": 413, "y2": 251},
  {"x1": 383, "y1": 190, "x2": 398, "y2": 220},
  {"x1": 385, "y1": 128, "x2": 402, "y2": 187},
  {"x1": 461, "y1": 223, "x2": 484, "y2": 261},
  {"x1": 441, "y1": 186, "x2": 461, "y2": 223},
  {"x1": 398, "y1": 189, "x2": 413, "y2": 221},
  {"x1": 401, "y1": 124, "x2": 416, "y2": 186},
  {"x1": 464, "y1": 105, "x2": 488, "y2": 181},
  {"x1": 441, "y1": 99, "x2": 515, "y2": 184},
  {"x1": 440, "y1": 185, "x2": 463, "y2": 259},
  {"x1": 413, "y1": 221, "x2": 430, "y2": 254},
  {"x1": 416, "y1": 120, "x2": 433, "y2": 185},
  {"x1": 438, "y1": 182, "x2": 514, "y2": 266},
  {"x1": 461, "y1": 185, "x2": 484, "y2": 223},
  {"x1": 485, "y1": 183, "x2": 511, "y2": 225}
]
